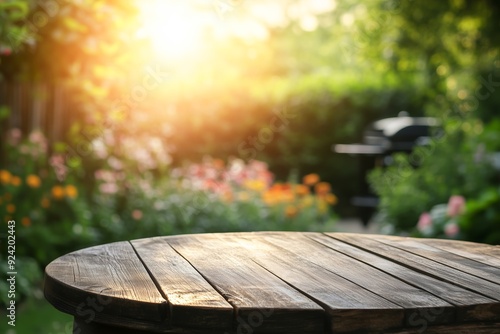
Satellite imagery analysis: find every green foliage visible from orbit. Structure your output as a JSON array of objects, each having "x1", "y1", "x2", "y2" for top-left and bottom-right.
[
  {"x1": 0, "y1": 129, "x2": 338, "y2": 309},
  {"x1": 369, "y1": 117, "x2": 500, "y2": 243},
  {"x1": 0, "y1": 257, "x2": 42, "y2": 305},
  {"x1": 0, "y1": 0, "x2": 32, "y2": 52},
  {"x1": 460, "y1": 187, "x2": 500, "y2": 244}
]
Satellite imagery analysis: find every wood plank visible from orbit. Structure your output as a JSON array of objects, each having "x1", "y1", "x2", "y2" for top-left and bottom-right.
[
  {"x1": 327, "y1": 233, "x2": 500, "y2": 301},
  {"x1": 45, "y1": 241, "x2": 168, "y2": 331},
  {"x1": 421, "y1": 238, "x2": 500, "y2": 267},
  {"x1": 370, "y1": 235, "x2": 500, "y2": 285},
  {"x1": 166, "y1": 234, "x2": 324, "y2": 334},
  {"x1": 220, "y1": 233, "x2": 404, "y2": 333},
  {"x1": 253, "y1": 233, "x2": 454, "y2": 328},
  {"x1": 308, "y1": 233, "x2": 500, "y2": 322},
  {"x1": 131, "y1": 237, "x2": 233, "y2": 331}
]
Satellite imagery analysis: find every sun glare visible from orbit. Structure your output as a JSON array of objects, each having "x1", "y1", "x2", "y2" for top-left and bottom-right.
[{"x1": 137, "y1": 1, "x2": 206, "y2": 60}]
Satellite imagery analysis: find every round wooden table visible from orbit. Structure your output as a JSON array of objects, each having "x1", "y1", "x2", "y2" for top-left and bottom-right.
[{"x1": 44, "y1": 232, "x2": 500, "y2": 333}]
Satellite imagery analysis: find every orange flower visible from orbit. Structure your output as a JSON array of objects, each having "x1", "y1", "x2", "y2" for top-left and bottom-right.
[
  {"x1": 212, "y1": 159, "x2": 225, "y2": 169},
  {"x1": 262, "y1": 191, "x2": 278, "y2": 205},
  {"x1": 295, "y1": 184, "x2": 310, "y2": 196},
  {"x1": 65, "y1": 185, "x2": 78, "y2": 199},
  {"x1": 314, "y1": 182, "x2": 331, "y2": 195},
  {"x1": 10, "y1": 176, "x2": 21, "y2": 186},
  {"x1": 0, "y1": 170, "x2": 12, "y2": 184},
  {"x1": 26, "y1": 174, "x2": 41, "y2": 188},
  {"x1": 52, "y1": 185, "x2": 65, "y2": 200},
  {"x1": 6, "y1": 204, "x2": 15, "y2": 213},
  {"x1": 222, "y1": 190, "x2": 233, "y2": 202},
  {"x1": 285, "y1": 205, "x2": 299, "y2": 218},
  {"x1": 21, "y1": 217, "x2": 31, "y2": 227},
  {"x1": 325, "y1": 193, "x2": 338, "y2": 205},
  {"x1": 303, "y1": 173, "x2": 320, "y2": 186},
  {"x1": 41, "y1": 197, "x2": 50, "y2": 208}
]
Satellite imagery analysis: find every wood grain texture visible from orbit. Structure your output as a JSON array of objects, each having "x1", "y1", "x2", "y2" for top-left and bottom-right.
[
  {"x1": 254, "y1": 233, "x2": 454, "y2": 327},
  {"x1": 45, "y1": 241, "x2": 168, "y2": 331},
  {"x1": 327, "y1": 233, "x2": 500, "y2": 301},
  {"x1": 131, "y1": 237, "x2": 233, "y2": 331},
  {"x1": 44, "y1": 232, "x2": 500, "y2": 333},
  {"x1": 166, "y1": 233, "x2": 325, "y2": 334},
  {"x1": 421, "y1": 238, "x2": 500, "y2": 267},
  {"x1": 371, "y1": 235, "x2": 500, "y2": 285},
  {"x1": 223, "y1": 234, "x2": 404, "y2": 333},
  {"x1": 310, "y1": 233, "x2": 500, "y2": 323}
]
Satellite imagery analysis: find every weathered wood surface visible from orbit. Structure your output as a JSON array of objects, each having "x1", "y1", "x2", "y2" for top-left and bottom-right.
[{"x1": 44, "y1": 232, "x2": 500, "y2": 333}]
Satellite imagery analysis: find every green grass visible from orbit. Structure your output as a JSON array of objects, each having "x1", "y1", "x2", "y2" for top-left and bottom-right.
[{"x1": 0, "y1": 296, "x2": 73, "y2": 334}]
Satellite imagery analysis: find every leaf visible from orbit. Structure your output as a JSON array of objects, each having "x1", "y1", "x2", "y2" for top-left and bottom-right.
[
  {"x1": 0, "y1": 1, "x2": 30, "y2": 21},
  {"x1": 62, "y1": 17, "x2": 88, "y2": 33},
  {"x1": 0, "y1": 105, "x2": 11, "y2": 119}
]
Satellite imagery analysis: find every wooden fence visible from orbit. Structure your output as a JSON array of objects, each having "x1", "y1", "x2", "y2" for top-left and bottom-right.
[{"x1": 0, "y1": 82, "x2": 76, "y2": 142}]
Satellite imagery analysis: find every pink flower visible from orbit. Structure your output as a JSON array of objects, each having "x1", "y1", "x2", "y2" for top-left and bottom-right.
[
  {"x1": 108, "y1": 156, "x2": 123, "y2": 170},
  {"x1": 0, "y1": 45, "x2": 12, "y2": 56},
  {"x1": 50, "y1": 154, "x2": 67, "y2": 181},
  {"x1": 444, "y1": 223, "x2": 460, "y2": 237},
  {"x1": 28, "y1": 130, "x2": 47, "y2": 155},
  {"x1": 132, "y1": 209, "x2": 143, "y2": 220},
  {"x1": 99, "y1": 182, "x2": 119, "y2": 194},
  {"x1": 95, "y1": 170, "x2": 116, "y2": 183},
  {"x1": 447, "y1": 195, "x2": 466, "y2": 217},
  {"x1": 7, "y1": 128, "x2": 22, "y2": 146},
  {"x1": 417, "y1": 212, "x2": 432, "y2": 232}
]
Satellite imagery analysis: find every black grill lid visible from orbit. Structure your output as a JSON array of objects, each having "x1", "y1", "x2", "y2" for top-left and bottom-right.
[{"x1": 334, "y1": 115, "x2": 439, "y2": 155}]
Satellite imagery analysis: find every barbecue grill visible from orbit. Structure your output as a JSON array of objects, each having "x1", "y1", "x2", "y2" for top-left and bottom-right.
[{"x1": 334, "y1": 113, "x2": 440, "y2": 225}]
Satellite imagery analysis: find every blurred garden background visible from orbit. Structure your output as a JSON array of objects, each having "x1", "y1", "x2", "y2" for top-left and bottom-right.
[{"x1": 1, "y1": 0, "x2": 500, "y2": 333}]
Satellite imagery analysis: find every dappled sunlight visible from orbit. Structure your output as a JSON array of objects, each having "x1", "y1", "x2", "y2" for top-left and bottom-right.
[{"x1": 136, "y1": 0, "x2": 207, "y2": 61}]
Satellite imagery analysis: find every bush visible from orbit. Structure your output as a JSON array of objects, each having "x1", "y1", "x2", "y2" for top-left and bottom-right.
[
  {"x1": 0, "y1": 128, "x2": 339, "y2": 306},
  {"x1": 369, "y1": 118, "x2": 500, "y2": 244}
]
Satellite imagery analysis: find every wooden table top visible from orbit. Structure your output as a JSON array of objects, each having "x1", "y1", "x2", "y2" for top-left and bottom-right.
[{"x1": 44, "y1": 232, "x2": 500, "y2": 333}]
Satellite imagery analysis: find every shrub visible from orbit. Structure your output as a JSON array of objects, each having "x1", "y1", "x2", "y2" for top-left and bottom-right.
[{"x1": 369, "y1": 118, "x2": 500, "y2": 244}]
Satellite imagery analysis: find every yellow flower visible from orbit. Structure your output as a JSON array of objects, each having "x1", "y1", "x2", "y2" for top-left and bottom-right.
[
  {"x1": 303, "y1": 173, "x2": 319, "y2": 186},
  {"x1": 10, "y1": 176, "x2": 21, "y2": 187},
  {"x1": 26, "y1": 175, "x2": 41, "y2": 188},
  {"x1": 65, "y1": 185, "x2": 78, "y2": 199},
  {"x1": 0, "y1": 170, "x2": 12, "y2": 184},
  {"x1": 317, "y1": 200, "x2": 329, "y2": 214},
  {"x1": 6, "y1": 204, "x2": 15, "y2": 213},
  {"x1": 314, "y1": 182, "x2": 331, "y2": 195},
  {"x1": 52, "y1": 185, "x2": 65, "y2": 200},
  {"x1": 41, "y1": 197, "x2": 50, "y2": 208},
  {"x1": 243, "y1": 179, "x2": 267, "y2": 192},
  {"x1": 21, "y1": 217, "x2": 31, "y2": 227},
  {"x1": 285, "y1": 205, "x2": 299, "y2": 218},
  {"x1": 299, "y1": 195, "x2": 314, "y2": 208},
  {"x1": 237, "y1": 191, "x2": 250, "y2": 201}
]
